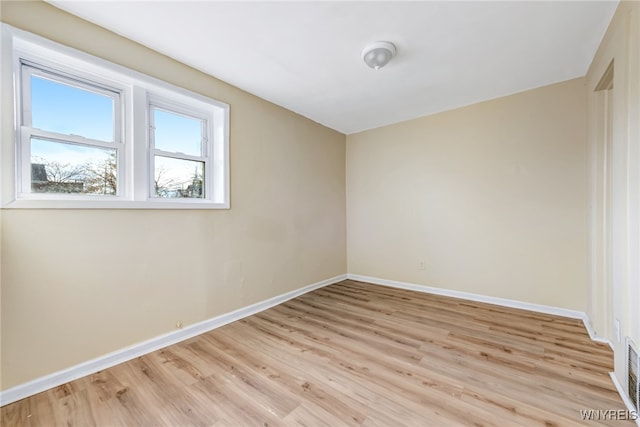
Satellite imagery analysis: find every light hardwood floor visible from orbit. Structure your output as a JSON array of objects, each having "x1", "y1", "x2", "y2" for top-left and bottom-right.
[{"x1": 1, "y1": 280, "x2": 633, "y2": 426}]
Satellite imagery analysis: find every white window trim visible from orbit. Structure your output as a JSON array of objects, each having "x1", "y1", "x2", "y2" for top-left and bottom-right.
[{"x1": 1, "y1": 23, "x2": 230, "y2": 209}]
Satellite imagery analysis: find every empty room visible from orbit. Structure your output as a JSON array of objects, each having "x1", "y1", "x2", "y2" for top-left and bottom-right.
[{"x1": 1, "y1": 0, "x2": 639, "y2": 425}]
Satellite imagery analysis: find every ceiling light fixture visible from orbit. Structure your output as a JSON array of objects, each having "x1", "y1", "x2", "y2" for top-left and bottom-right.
[{"x1": 361, "y1": 41, "x2": 396, "y2": 70}]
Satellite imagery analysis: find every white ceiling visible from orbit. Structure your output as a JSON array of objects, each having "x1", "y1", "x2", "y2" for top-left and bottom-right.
[{"x1": 48, "y1": 1, "x2": 618, "y2": 135}]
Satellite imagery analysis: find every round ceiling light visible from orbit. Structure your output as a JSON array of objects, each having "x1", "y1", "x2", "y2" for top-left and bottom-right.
[{"x1": 361, "y1": 41, "x2": 397, "y2": 70}]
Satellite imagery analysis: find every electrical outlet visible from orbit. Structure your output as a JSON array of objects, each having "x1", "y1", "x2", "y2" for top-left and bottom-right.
[
  {"x1": 419, "y1": 261, "x2": 425, "y2": 270},
  {"x1": 614, "y1": 318, "x2": 621, "y2": 342},
  {"x1": 176, "y1": 320, "x2": 183, "y2": 329}
]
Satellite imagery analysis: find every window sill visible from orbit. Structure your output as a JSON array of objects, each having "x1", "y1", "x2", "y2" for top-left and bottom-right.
[{"x1": 2, "y1": 198, "x2": 230, "y2": 210}]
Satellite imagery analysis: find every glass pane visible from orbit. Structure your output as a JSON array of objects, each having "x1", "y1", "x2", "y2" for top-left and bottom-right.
[
  {"x1": 154, "y1": 156, "x2": 204, "y2": 198},
  {"x1": 153, "y1": 108, "x2": 202, "y2": 156},
  {"x1": 31, "y1": 74, "x2": 115, "y2": 142},
  {"x1": 31, "y1": 138, "x2": 117, "y2": 195}
]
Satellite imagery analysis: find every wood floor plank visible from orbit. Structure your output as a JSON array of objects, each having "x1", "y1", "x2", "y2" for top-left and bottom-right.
[{"x1": 1, "y1": 280, "x2": 632, "y2": 426}]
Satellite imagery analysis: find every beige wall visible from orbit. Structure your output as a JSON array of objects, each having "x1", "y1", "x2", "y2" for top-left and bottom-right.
[
  {"x1": 2, "y1": 0, "x2": 635, "y2": 400},
  {"x1": 347, "y1": 78, "x2": 588, "y2": 310},
  {"x1": 586, "y1": 0, "x2": 640, "y2": 384},
  {"x1": 0, "y1": 1, "x2": 346, "y2": 389}
]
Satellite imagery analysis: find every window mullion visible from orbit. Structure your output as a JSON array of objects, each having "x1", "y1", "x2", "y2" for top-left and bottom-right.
[{"x1": 131, "y1": 86, "x2": 148, "y2": 201}]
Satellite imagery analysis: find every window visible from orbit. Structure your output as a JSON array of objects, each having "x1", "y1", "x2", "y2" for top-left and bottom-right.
[
  {"x1": 149, "y1": 101, "x2": 209, "y2": 199},
  {"x1": 2, "y1": 24, "x2": 230, "y2": 209},
  {"x1": 21, "y1": 63, "x2": 122, "y2": 197}
]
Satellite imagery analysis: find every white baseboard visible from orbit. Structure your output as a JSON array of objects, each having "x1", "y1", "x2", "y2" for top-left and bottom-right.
[
  {"x1": 0, "y1": 274, "x2": 347, "y2": 407},
  {"x1": 609, "y1": 372, "x2": 640, "y2": 426},
  {"x1": 580, "y1": 314, "x2": 614, "y2": 350},
  {"x1": 346, "y1": 274, "x2": 612, "y2": 348}
]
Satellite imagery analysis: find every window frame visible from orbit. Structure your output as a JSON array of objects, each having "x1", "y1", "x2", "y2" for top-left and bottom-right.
[
  {"x1": 148, "y1": 97, "x2": 211, "y2": 201},
  {"x1": 1, "y1": 23, "x2": 230, "y2": 209},
  {"x1": 19, "y1": 61, "x2": 126, "y2": 200}
]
